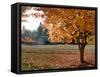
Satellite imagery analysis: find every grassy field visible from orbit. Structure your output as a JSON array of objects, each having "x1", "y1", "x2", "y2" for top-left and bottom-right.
[{"x1": 21, "y1": 44, "x2": 95, "y2": 71}]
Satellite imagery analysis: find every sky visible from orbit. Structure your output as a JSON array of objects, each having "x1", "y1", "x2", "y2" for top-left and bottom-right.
[
  {"x1": 21, "y1": 7, "x2": 44, "y2": 31},
  {"x1": 21, "y1": 17, "x2": 42, "y2": 31}
]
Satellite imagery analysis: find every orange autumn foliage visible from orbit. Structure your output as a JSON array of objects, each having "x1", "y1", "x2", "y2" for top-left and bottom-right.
[{"x1": 41, "y1": 8, "x2": 95, "y2": 44}]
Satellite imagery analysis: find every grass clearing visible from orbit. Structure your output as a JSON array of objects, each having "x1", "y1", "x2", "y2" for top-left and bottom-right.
[{"x1": 21, "y1": 44, "x2": 95, "y2": 71}]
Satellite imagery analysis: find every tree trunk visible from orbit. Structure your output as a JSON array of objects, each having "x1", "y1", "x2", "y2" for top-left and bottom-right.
[
  {"x1": 78, "y1": 32, "x2": 86, "y2": 63},
  {"x1": 79, "y1": 45, "x2": 85, "y2": 63}
]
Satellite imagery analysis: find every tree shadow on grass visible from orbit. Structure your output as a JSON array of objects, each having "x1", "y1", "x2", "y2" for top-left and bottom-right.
[{"x1": 78, "y1": 61, "x2": 94, "y2": 68}]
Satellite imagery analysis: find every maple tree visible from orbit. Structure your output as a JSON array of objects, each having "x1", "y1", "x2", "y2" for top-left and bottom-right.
[{"x1": 42, "y1": 8, "x2": 95, "y2": 63}]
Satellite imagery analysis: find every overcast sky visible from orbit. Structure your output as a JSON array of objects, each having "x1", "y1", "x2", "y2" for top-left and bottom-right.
[{"x1": 21, "y1": 7, "x2": 44, "y2": 31}]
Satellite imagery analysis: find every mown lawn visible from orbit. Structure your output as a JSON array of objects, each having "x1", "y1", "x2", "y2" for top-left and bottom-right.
[{"x1": 21, "y1": 44, "x2": 95, "y2": 71}]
